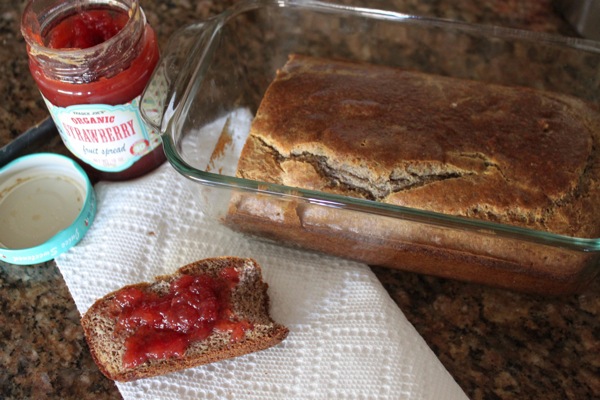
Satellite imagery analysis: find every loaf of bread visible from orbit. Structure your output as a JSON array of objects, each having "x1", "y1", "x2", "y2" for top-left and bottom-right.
[
  {"x1": 81, "y1": 257, "x2": 288, "y2": 382},
  {"x1": 226, "y1": 54, "x2": 600, "y2": 294},
  {"x1": 236, "y1": 54, "x2": 600, "y2": 238}
]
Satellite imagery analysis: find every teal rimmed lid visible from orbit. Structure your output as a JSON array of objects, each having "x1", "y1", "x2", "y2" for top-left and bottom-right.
[{"x1": 0, "y1": 153, "x2": 96, "y2": 265}]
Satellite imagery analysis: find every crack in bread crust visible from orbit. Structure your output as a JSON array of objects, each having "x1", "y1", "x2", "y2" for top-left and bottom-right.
[{"x1": 288, "y1": 152, "x2": 477, "y2": 200}]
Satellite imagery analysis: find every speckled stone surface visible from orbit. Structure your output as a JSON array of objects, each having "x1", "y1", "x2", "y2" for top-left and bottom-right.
[{"x1": 1, "y1": 1, "x2": 599, "y2": 399}]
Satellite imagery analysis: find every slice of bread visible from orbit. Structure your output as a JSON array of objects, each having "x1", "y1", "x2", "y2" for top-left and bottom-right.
[{"x1": 81, "y1": 257, "x2": 289, "y2": 382}]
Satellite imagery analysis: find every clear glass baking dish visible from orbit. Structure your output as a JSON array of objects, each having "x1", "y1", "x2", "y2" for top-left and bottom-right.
[{"x1": 140, "y1": 0, "x2": 600, "y2": 295}]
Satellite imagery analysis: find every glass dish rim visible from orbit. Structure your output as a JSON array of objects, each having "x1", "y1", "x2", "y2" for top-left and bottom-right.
[{"x1": 154, "y1": 0, "x2": 600, "y2": 252}]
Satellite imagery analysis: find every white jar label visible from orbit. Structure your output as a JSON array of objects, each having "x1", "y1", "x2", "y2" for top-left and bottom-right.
[{"x1": 43, "y1": 96, "x2": 161, "y2": 172}]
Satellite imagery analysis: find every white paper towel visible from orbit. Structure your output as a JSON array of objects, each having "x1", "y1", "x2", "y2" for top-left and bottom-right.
[{"x1": 55, "y1": 135, "x2": 467, "y2": 400}]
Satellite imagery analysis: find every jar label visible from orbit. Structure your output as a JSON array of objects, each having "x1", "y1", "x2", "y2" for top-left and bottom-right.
[{"x1": 43, "y1": 96, "x2": 162, "y2": 172}]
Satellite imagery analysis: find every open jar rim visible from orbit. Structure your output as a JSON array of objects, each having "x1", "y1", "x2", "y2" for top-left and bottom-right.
[{"x1": 21, "y1": 0, "x2": 146, "y2": 83}]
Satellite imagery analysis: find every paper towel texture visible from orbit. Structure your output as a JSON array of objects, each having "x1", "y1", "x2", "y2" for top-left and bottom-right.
[{"x1": 55, "y1": 112, "x2": 467, "y2": 400}]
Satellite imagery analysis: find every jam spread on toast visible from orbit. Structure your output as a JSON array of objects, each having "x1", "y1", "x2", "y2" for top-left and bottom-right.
[{"x1": 111, "y1": 268, "x2": 253, "y2": 369}]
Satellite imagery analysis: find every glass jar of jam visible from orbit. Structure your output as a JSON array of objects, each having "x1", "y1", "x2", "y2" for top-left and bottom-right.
[{"x1": 21, "y1": 0, "x2": 165, "y2": 181}]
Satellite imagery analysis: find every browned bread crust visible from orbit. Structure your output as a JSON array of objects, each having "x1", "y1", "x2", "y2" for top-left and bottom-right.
[
  {"x1": 229, "y1": 54, "x2": 600, "y2": 294},
  {"x1": 81, "y1": 257, "x2": 289, "y2": 382},
  {"x1": 238, "y1": 54, "x2": 600, "y2": 238}
]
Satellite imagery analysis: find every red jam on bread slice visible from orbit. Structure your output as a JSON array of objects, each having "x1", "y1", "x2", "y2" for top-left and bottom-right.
[
  {"x1": 82, "y1": 257, "x2": 289, "y2": 381},
  {"x1": 111, "y1": 267, "x2": 252, "y2": 368}
]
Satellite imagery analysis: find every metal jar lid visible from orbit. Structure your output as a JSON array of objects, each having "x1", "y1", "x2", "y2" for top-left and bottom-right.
[{"x1": 0, "y1": 153, "x2": 96, "y2": 265}]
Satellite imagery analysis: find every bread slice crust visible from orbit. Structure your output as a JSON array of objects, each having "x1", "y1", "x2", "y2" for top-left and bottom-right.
[{"x1": 81, "y1": 257, "x2": 288, "y2": 382}]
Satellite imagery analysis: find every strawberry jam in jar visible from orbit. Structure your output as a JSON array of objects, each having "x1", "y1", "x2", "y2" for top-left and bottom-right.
[{"x1": 21, "y1": 0, "x2": 165, "y2": 181}]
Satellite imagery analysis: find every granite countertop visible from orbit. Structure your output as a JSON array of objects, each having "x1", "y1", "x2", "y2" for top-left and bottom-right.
[{"x1": 1, "y1": 1, "x2": 599, "y2": 399}]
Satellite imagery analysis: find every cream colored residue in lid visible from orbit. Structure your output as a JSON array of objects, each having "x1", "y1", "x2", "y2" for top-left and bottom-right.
[{"x1": 0, "y1": 174, "x2": 84, "y2": 249}]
